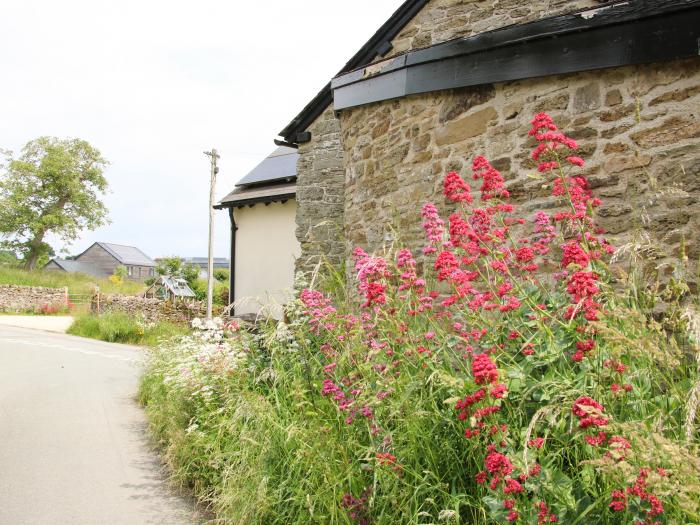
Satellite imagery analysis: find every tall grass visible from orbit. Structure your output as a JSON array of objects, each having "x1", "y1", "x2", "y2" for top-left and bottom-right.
[{"x1": 0, "y1": 266, "x2": 144, "y2": 296}]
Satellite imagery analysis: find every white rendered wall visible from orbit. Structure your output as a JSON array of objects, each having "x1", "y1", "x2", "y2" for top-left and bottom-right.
[{"x1": 232, "y1": 199, "x2": 300, "y2": 318}]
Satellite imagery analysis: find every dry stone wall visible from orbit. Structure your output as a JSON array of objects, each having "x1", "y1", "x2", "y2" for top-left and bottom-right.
[
  {"x1": 295, "y1": 106, "x2": 346, "y2": 275},
  {"x1": 338, "y1": 58, "x2": 700, "y2": 288},
  {"x1": 94, "y1": 294, "x2": 205, "y2": 324},
  {"x1": 0, "y1": 285, "x2": 67, "y2": 312}
]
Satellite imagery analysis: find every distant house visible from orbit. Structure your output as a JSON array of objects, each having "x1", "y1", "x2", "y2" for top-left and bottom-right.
[
  {"x1": 144, "y1": 275, "x2": 196, "y2": 303},
  {"x1": 45, "y1": 242, "x2": 156, "y2": 282},
  {"x1": 215, "y1": 146, "x2": 300, "y2": 317}
]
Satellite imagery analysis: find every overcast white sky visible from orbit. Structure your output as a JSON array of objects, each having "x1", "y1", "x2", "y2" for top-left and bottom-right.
[{"x1": 0, "y1": 0, "x2": 400, "y2": 259}]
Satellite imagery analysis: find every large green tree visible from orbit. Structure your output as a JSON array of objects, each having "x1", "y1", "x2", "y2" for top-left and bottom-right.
[{"x1": 0, "y1": 137, "x2": 110, "y2": 269}]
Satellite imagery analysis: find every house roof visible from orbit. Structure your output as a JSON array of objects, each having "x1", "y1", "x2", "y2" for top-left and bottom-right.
[
  {"x1": 235, "y1": 147, "x2": 298, "y2": 187},
  {"x1": 46, "y1": 258, "x2": 108, "y2": 278},
  {"x1": 180, "y1": 257, "x2": 229, "y2": 267},
  {"x1": 216, "y1": 181, "x2": 296, "y2": 209},
  {"x1": 93, "y1": 242, "x2": 156, "y2": 267},
  {"x1": 277, "y1": 0, "x2": 429, "y2": 144}
]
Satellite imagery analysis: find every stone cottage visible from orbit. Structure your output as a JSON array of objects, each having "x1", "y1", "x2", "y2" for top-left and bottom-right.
[{"x1": 276, "y1": 0, "x2": 700, "y2": 288}]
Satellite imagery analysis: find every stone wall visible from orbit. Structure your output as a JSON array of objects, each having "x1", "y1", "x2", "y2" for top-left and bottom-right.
[
  {"x1": 295, "y1": 105, "x2": 346, "y2": 276},
  {"x1": 0, "y1": 285, "x2": 67, "y2": 313},
  {"x1": 94, "y1": 294, "x2": 205, "y2": 324},
  {"x1": 338, "y1": 58, "x2": 700, "y2": 288},
  {"x1": 389, "y1": 0, "x2": 599, "y2": 57}
]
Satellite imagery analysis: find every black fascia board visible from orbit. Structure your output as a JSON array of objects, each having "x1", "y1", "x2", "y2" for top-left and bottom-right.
[
  {"x1": 214, "y1": 192, "x2": 296, "y2": 210},
  {"x1": 277, "y1": 0, "x2": 429, "y2": 143},
  {"x1": 331, "y1": 0, "x2": 700, "y2": 110}
]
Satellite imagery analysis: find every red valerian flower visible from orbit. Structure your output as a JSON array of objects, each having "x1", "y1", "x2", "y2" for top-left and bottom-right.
[
  {"x1": 444, "y1": 171, "x2": 473, "y2": 203},
  {"x1": 567, "y1": 271, "x2": 599, "y2": 302},
  {"x1": 566, "y1": 156, "x2": 585, "y2": 167},
  {"x1": 585, "y1": 431, "x2": 607, "y2": 446},
  {"x1": 572, "y1": 396, "x2": 609, "y2": 428},
  {"x1": 472, "y1": 353, "x2": 499, "y2": 385},
  {"x1": 506, "y1": 511, "x2": 519, "y2": 522},
  {"x1": 528, "y1": 437, "x2": 545, "y2": 449},
  {"x1": 610, "y1": 490, "x2": 627, "y2": 512},
  {"x1": 484, "y1": 451, "x2": 513, "y2": 476},
  {"x1": 421, "y1": 203, "x2": 445, "y2": 253},
  {"x1": 561, "y1": 241, "x2": 590, "y2": 268},
  {"x1": 472, "y1": 156, "x2": 509, "y2": 200}
]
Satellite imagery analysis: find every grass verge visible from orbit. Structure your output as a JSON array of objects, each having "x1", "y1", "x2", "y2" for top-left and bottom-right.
[{"x1": 68, "y1": 312, "x2": 189, "y2": 346}]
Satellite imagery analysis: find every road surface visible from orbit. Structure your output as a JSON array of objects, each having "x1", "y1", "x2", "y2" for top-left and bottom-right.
[{"x1": 0, "y1": 325, "x2": 200, "y2": 525}]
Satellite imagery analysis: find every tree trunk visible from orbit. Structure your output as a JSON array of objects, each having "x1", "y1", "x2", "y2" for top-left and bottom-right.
[{"x1": 24, "y1": 232, "x2": 47, "y2": 271}]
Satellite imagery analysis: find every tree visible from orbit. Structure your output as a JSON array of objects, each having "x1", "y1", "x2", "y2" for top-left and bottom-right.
[
  {"x1": 155, "y1": 256, "x2": 200, "y2": 287},
  {"x1": 0, "y1": 137, "x2": 110, "y2": 269}
]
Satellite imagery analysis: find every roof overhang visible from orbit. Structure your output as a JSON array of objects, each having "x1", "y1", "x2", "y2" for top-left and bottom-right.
[
  {"x1": 214, "y1": 181, "x2": 296, "y2": 209},
  {"x1": 277, "y1": 0, "x2": 429, "y2": 144},
  {"x1": 331, "y1": 1, "x2": 700, "y2": 110}
]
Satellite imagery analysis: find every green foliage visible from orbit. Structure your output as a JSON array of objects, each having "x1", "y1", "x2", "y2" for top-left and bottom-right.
[
  {"x1": 0, "y1": 250, "x2": 19, "y2": 267},
  {"x1": 0, "y1": 265, "x2": 144, "y2": 296},
  {"x1": 156, "y1": 256, "x2": 200, "y2": 287},
  {"x1": 0, "y1": 137, "x2": 110, "y2": 269},
  {"x1": 213, "y1": 268, "x2": 229, "y2": 283},
  {"x1": 190, "y1": 278, "x2": 228, "y2": 305},
  {"x1": 68, "y1": 313, "x2": 188, "y2": 346}
]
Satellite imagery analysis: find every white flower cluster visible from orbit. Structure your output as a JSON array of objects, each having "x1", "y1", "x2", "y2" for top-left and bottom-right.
[{"x1": 157, "y1": 317, "x2": 249, "y2": 399}]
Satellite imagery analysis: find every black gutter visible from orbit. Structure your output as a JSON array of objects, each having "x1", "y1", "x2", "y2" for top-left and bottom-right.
[
  {"x1": 331, "y1": 0, "x2": 700, "y2": 110},
  {"x1": 228, "y1": 207, "x2": 237, "y2": 313},
  {"x1": 278, "y1": 0, "x2": 429, "y2": 144}
]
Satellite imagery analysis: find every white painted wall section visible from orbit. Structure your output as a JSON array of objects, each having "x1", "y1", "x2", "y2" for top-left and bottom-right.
[{"x1": 232, "y1": 199, "x2": 300, "y2": 317}]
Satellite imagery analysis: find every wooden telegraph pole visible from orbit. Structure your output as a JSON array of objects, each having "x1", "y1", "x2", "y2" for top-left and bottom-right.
[{"x1": 204, "y1": 149, "x2": 219, "y2": 320}]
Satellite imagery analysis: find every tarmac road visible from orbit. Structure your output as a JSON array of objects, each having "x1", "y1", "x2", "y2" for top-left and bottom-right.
[{"x1": 0, "y1": 324, "x2": 200, "y2": 525}]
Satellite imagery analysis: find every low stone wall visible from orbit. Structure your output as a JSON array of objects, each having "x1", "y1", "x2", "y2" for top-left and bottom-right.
[
  {"x1": 93, "y1": 293, "x2": 205, "y2": 324},
  {"x1": 0, "y1": 285, "x2": 68, "y2": 313}
]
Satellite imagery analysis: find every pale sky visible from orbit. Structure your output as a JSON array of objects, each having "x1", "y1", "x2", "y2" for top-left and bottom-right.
[{"x1": 0, "y1": 0, "x2": 400, "y2": 259}]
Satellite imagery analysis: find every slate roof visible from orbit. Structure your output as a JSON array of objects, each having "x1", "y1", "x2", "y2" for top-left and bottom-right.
[
  {"x1": 46, "y1": 258, "x2": 108, "y2": 278},
  {"x1": 216, "y1": 147, "x2": 298, "y2": 209},
  {"x1": 236, "y1": 147, "x2": 298, "y2": 187},
  {"x1": 94, "y1": 242, "x2": 156, "y2": 267}
]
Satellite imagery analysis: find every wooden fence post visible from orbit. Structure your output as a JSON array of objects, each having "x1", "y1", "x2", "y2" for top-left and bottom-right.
[
  {"x1": 63, "y1": 286, "x2": 69, "y2": 307},
  {"x1": 95, "y1": 286, "x2": 100, "y2": 315}
]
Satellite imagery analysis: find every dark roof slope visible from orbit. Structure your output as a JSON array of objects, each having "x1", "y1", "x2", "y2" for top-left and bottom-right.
[
  {"x1": 94, "y1": 242, "x2": 156, "y2": 267},
  {"x1": 46, "y1": 258, "x2": 108, "y2": 278},
  {"x1": 236, "y1": 147, "x2": 298, "y2": 187},
  {"x1": 278, "y1": 0, "x2": 429, "y2": 144}
]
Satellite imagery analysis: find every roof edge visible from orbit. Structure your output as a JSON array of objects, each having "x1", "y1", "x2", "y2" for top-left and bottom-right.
[{"x1": 278, "y1": 0, "x2": 429, "y2": 143}]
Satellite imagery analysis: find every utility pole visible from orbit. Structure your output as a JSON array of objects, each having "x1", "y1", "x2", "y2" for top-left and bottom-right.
[{"x1": 204, "y1": 148, "x2": 219, "y2": 320}]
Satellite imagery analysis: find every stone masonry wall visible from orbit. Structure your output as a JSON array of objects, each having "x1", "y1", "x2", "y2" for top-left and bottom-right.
[
  {"x1": 388, "y1": 0, "x2": 600, "y2": 57},
  {"x1": 339, "y1": 58, "x2": 700, "y2": 288},
  {"x1": 295, "y1": 105, "x2": 346, "y2": 275},
  {"x1": 94, "y1": 293, "x2": 205, "y2": 323},
  {"x1": 0, "y1": 284, "x2": 67, "y2": 312}
]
